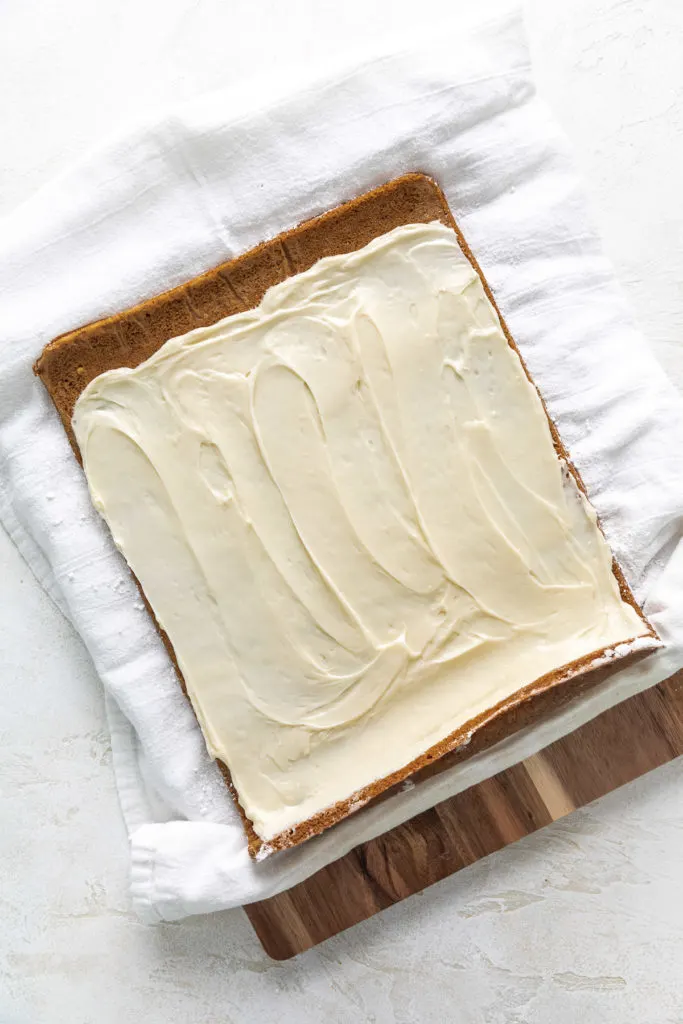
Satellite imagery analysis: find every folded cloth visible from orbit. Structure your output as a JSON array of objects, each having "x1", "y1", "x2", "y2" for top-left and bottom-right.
[{"x1": 2, "y1": 6, "x2": 683, "y2": 923}]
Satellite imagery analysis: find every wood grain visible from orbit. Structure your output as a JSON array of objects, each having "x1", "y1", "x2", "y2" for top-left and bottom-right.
[
  {"x1": 33, "y1": 172, "x2": 678, "y2": 955},
  {"x1": 245, "y1": 671, "x2": 683, "y2": 959}
]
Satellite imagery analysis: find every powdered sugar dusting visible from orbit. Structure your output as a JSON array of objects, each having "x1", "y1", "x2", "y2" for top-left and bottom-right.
[{"x1": 587, "y1": 633, "x2": 662, "y2": 670}]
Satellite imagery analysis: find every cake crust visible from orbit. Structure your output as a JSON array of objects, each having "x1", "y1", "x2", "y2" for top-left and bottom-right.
[{"x1": 35, "y1": 174, "x2": 658, "y2": 858}]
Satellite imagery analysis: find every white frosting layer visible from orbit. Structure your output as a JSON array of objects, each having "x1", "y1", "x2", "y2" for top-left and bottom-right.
[{"x1": 73, "y1": 222, "x2": 647, "y2": 841}]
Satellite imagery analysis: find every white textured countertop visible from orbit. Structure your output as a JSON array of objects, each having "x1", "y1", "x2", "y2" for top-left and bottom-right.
[{"x1": 2, "y1": 1, "x2": 682, "y2": 1021}]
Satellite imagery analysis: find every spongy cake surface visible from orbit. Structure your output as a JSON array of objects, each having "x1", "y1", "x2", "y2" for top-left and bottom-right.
[
  {"x1": 35, "y1": 175, "x2": 452, "y2": 454},
  {"x1": 33, "y1": 176, "x2": 655, "y2": 856}
]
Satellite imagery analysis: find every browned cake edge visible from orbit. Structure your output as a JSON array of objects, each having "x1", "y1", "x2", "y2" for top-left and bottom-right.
[{"x1": 34, "y1": 172, "x2": 658, "y2": 859}]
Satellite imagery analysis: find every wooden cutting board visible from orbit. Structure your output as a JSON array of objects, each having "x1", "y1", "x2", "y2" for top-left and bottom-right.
[{"x1": 245, "y1": 671, "x2": 683, "y2": 958}]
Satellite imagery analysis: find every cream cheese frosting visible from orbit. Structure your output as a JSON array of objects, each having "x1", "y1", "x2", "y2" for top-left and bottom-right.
[{"x1": 72, "y1": 222, "x2": 648, "y2": 842}]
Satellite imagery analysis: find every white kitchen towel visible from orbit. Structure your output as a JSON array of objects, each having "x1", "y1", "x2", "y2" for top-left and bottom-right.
[{"x1": 2, "y1": 6, "x2": 683, "y2": 924}]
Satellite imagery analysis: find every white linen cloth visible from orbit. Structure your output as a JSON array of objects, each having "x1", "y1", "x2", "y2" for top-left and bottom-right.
[{"x1": 2, "y1": 6, "x2": 683, "y2": 923}]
